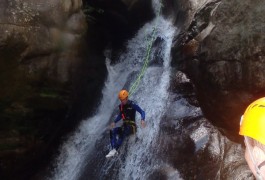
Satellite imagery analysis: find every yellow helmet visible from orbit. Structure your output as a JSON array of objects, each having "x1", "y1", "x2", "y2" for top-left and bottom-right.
[
  {"x1": 118, "y1": 90, "x2": 129, "y2": 100},
  {"x1": 239, "y1": 97, "x2": 265, "y2": 145}
]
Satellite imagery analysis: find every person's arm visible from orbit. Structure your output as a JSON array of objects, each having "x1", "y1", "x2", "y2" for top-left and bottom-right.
[
  {"x1": 114, "y1": 112, "x2": 122, "y2": 123},
  {"x1": 110, "y1": 112, "x2": 122, "y2": 129},
  {"x1": 133, "y1": 104, "x2": 146, "y2": 128},
  {"x1": 132, "y1": 103, "x2": 145, "y2": 120}
]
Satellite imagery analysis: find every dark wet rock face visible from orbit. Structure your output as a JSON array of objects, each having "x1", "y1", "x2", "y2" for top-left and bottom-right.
[
  {"x1": 173, "y1": 0, "x2": 265, "y2": 141},
  {"x1": 157, "y1": 71, "x2": 253, "y2": 179},
  {"x1": 83, "y1": 0, "x2": 154, "y2": 51},
  {"x1": 171, "y1": 71, "x2": 199, "y2": 107},
  {"x1": 159, "y1": 115, "x2": 253, "y2": 179},
  {"x1": 160, "y1": 0, "x2": 191, "y2": 28},
  {"x1": 0, "y1": 0, "x2": 102, "y2": 179}
]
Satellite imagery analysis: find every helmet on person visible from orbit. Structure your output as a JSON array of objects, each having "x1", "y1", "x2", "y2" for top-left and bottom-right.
[
  {"x1": 239, "y1": 97, "x2": 265, "y2": 145},
  {"x1": 118, "y1": 90, "x2": 129, "y2": 100}
]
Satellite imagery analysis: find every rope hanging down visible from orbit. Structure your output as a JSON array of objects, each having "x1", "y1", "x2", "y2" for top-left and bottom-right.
[{"x1": 129, "y1": 1, "x2": 163, "y2": 96}]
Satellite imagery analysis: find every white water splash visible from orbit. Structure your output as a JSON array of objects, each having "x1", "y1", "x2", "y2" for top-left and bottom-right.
[
  {"x1": 49, "y1": 57, "x2": 132, "y2": 180},
  {"x1": 118, "y1": 17, "x2": 177, "y2": 180},
  {"x1": 49, "y1": 1, "x2": 178, "y2": 179}
]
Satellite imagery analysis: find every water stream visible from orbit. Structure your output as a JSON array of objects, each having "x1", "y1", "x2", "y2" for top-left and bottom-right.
[{"x1": 47, "y1": 0, "x2": 252, "y2": 179}]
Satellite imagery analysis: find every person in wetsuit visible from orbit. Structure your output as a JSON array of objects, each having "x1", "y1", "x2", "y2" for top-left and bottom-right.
[{"x1": 106, "y1": 89, "x2": 145, "y2": 157}]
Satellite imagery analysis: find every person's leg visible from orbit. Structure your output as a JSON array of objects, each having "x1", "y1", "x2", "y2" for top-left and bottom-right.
[
  {"x1": 110, "y1": 127, "x2": 122, "y2": 149},
  {"x1": 115, "y1": 127, "x2": 125, "y2": 149},
  {"x1": 115, "y1": 125, "x2": 132, "y2": 149},
  {"x1": 111, "y1": 124, "x2": 136, "y2": 150},
  {"x1": 113, "y1": 125, "x2": 135, "y2": 149}
]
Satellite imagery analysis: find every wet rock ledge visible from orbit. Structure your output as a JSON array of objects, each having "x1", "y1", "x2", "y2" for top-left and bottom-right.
[{"x1": 172, "y1": 0, "x2": 265, "y2": 141}]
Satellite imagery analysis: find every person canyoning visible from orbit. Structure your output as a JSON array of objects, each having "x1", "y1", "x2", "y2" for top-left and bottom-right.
[
  {"x1": 106, "y1": 89, "x2": 146, "y2": 158},
  {"x1": 239, "y1": 97, "x2": 265, "y2": 180}
]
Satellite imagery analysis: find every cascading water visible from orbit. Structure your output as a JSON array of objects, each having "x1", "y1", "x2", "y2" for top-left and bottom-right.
[
  {"x1": 48, "y1": 1, "x2": 178, "y2": 179},
  {"x1": 47, "y1": 0, "x2": 252, "y2": 179}
]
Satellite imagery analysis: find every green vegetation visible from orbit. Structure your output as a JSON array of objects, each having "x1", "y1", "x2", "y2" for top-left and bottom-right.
[{"x1": 39, "y1": 88, "x2": 62, "y2": 99}]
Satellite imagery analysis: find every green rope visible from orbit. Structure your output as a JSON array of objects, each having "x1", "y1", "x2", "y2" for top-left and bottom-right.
[{"x1": 129, "y1": 1, "x2": 162, "y2": 96}]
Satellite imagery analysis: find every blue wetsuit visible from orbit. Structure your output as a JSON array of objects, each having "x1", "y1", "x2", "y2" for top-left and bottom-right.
[{"x1": 110, "y1": 100, "x2": 145, "y2": 150}]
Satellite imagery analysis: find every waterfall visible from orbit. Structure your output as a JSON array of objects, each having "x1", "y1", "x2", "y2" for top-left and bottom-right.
[
  {"x1": 117, "y1": 20, "x2": 176, "y2": 180},
  {"x1": 48, "y1": 0, "x2": 178, "y2": 179}
]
